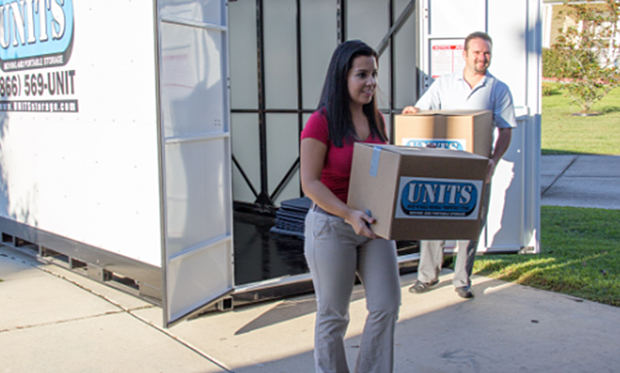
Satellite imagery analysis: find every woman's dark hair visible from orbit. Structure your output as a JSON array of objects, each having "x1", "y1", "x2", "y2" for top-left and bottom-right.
[{"x1": 317, "y1": 40, "x2": 387, "y2": 147}]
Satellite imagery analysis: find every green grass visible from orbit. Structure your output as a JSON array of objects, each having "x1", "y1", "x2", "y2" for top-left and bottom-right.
[
  {"x1": 542, "y1": 84, "x2": 620, "y2": 155},
  {"x1": 472, "y1": 88, "x2": 620, "y2": 307},
  {"x1": 473, "y1": 206, "x2": 620, "y2": 307}
]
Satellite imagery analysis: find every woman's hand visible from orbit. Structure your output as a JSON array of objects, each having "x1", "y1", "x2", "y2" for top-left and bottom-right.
[
  {"x1": 345, "y1": 209, "x2": 379, "y2": 239},
  {"x1": 301, "y1": 137, "x2": 379, "y2": 240}
]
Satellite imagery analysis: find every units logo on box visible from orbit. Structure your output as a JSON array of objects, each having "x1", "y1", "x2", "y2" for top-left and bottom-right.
[
  {"x1": 395, "y1": 176, "x2": 482, "y2": 219},
  {"x1": 0, "y1": 0, "x2": 74, "y2": 71},
  {"x1": 402, "y1": 138, "x2": 466, "y2": 151}
]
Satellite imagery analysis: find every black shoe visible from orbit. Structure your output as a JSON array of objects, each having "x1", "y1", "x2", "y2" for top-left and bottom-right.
[
  {"x1": 455, "y1": 286, "x2": 474, "y2": 299},
  {"x1": 408, "y1": 279, "x2": 439, "y2": 294}
]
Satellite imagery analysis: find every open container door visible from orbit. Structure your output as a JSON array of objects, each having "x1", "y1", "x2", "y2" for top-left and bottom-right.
[{"x1": 157, "y1": 0, "x2": 234, "y2": 328}]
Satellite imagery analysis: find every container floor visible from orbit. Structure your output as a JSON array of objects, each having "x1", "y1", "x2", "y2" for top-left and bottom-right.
[
  {"x1": 233, "y1": 210, "x2": 420, "y2": 286},
  {"x1": 234, "y1": 210, "x2": 307, "y2": 286}
]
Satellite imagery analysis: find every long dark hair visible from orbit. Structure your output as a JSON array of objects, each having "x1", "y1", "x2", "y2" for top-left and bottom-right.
[{"x1": 317, "y1": 40, "x2": 387, "y2": 148}]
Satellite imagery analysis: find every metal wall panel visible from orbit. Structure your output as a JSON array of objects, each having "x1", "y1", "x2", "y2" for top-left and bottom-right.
[
  {"x1": 347, "y1": 0, "x2": 391, "y2": 110},
  {"x1": 163, "y1": 139, "x2": 230, "y2": 257},
  {"x1": 161, "y1": 24, "x2": 226, "y2": 139},
  {"x1": 300, "y1": 0, "x2": 338, "y2": 110},
  {"x1": 488, "y1": 0, "x2": 528, "y2": 108},
  {"x1": 165, "y1": 237, "x2": 233, "y2": 322},
  {"x1": 231, "y1": 113, "x2": 261, "y2": 204},
  {"x1": 266, "y1": 113, "x2": 301, "y2": 205},
  {"x1": 159, "y1": 0, "x2": 224, "y2": 25},
  {"x1": 0, "y1": 0, "x2": 162, "y2": 266},
  {"x1": 393, "y1": 0, "x2": 418, "y2": 110},
  {"x1": 264, "y1": 0, "x2": 298, "y2": 109},
  {"x1": 484, "y1": 118, "x2": 525, "y2": 251},
  {"x1": 428, "y1": 0, "x2": 486, "y2": 37},
  {"x1": 229, "y1": 0, "x2": 259, "y2": 109}
]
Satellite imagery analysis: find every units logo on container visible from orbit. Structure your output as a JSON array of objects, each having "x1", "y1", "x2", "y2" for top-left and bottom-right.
[
  {"x1": 395, "y1": 176, "x2": 483, "y2": 220},
  {"x1": 402, "y1": 138, "x2": 466, "y2": 151},
  {"x1": 0, "y1": 0, "x2": 74, "y2": 72}
]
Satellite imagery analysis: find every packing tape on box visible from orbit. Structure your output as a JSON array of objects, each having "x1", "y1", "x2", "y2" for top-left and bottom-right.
[{"x1": 370, "y1": 145, "x2": 384, "y2": 177}]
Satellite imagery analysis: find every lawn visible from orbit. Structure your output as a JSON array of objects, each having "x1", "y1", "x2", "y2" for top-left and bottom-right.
[
  {"x1": 469, "y1": 85, "x2": 620, "y2": 308},
  {"x1": 541, "y1": 85, "x2": 620, "y2": 155},
  {"x1": 474, "y1": 206, "x2": 620, "y2": 307}
]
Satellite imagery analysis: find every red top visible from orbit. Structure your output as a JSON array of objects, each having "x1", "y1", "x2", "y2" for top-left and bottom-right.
[{"x1": 301, "y1": 110, "x2": 387, "y2": 203}]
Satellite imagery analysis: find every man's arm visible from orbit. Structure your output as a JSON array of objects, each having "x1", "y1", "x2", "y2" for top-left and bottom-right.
[
  {"x1": 486, "y1": 127, "x2": 512, "y2": 183},
  {"x1": 486, "y1": 79, "x2": 517, "y2": 183}
]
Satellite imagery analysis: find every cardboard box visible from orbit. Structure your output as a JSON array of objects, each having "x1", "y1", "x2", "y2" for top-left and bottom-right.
[
  {"x1": 347, "y1": 143, "x2": 488, "y2": 241},
  {"x1": 394, "y1": 110, "x2": 493, "y2": 157}
]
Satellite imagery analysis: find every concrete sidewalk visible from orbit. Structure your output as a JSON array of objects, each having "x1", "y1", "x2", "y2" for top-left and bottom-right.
[
  {"x1": 2, "y1": 243, "x2": 620, "y2": 373},
  {"x1": 1, "y1": 154, "x2": 620, "y2": 372},
  {"x1": 541, "y1": 154, "x2": 620, "y2": 210}
]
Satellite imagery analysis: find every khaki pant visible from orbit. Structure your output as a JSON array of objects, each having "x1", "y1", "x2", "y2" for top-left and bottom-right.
[
  {"x1": 417, "y1": 239, "x2": 478, "y2": 288},
  {"x1": 417, "y1": 184, "x2": 492, "y2": 288},
  {"x1": 304, "y1": 209, "x2": 401, "y2": 373}
]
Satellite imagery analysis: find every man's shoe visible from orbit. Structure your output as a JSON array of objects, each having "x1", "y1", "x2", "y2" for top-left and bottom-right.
[
  {"x1": 455, "y1": 286, "x2": 474, "y2": 299},
  {"x1": 408, "y1": 279, "x2": 439, "y2": 294}
]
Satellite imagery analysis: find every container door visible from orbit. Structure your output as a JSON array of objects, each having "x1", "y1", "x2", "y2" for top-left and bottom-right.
[{"x1": 158, "y1": 0, "x2": 234, "y2": 328}]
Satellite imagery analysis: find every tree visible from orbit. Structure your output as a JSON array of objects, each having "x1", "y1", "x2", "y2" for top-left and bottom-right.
[{"x1": 549, "y1": 0, "x2": 620, "y2": 114}]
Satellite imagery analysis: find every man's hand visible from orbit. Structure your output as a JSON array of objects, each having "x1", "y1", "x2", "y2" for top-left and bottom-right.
[{"x1": 402, "y1": 106, "x2": 420, "y2": 114}]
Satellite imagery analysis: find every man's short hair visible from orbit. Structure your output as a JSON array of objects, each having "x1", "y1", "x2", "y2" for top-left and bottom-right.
[{"x1": 464, "y1": 32, "x2": 493, "y2": 51}]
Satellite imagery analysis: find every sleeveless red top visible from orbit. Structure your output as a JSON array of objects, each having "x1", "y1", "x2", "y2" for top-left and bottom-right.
[{"x1": 301, "y1": 110, "x2": 387, "y2": 203}]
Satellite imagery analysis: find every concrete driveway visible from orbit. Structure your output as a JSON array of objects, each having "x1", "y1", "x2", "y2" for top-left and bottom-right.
[{"x1": 1, "y1": 155, "x2": 619, "y2": 372}]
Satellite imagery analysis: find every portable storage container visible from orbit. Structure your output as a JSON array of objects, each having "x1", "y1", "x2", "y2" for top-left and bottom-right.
[{"x1": 0, "y1": 0, "x2": 542, "y2": 327}]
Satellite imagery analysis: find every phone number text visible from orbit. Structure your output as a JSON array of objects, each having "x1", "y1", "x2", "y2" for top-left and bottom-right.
[{"x1": 0, "y1": 70, "x2": 76, "y2": 97}]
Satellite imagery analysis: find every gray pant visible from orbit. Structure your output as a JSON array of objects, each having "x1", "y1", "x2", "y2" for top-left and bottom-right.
[
  {"x1": 304, "y1": 209, "x2": 401, "y2": 373},
  {"x1": 417, "y1": 184, "x2": 491, "y2": 288},
  {"x1": 417, "y1": 239, "x2": 478, "y2": 288}
]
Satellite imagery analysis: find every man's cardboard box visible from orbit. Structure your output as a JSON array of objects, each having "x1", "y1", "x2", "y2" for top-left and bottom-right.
[
  {"x1": 394, "y1": 110, "x2": 493, "y2": 157},
  {"x1": 347, "y1": 143, "x2": 488, "y2": 241}
]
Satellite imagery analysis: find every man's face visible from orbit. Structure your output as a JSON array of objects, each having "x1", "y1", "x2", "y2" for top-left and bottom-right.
[{"x1": 463, "y1": 37, "x2": 492, "y2": 74}]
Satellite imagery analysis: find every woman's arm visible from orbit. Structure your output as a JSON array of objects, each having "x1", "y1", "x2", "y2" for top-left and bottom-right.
[{"x1": 300, "y1": 138, "x2": 377, "y2": 238}]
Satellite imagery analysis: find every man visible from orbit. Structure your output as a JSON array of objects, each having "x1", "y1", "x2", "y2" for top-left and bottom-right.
[{"x1": 402, "y1": 31, "x2": 516, "y2": 299}]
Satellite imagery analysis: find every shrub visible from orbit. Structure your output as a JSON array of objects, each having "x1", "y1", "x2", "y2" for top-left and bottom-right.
[
  {"x1": 542, "y1": 48, "x2": 564, "y2": 79},
  {"x1": 542, "y1": 82, "x2": 557, "y2": 96}
]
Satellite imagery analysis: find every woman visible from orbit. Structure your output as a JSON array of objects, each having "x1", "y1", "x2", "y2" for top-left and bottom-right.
[{"x1": 300, "y1": 40, "x2": 401, "y2": 373}]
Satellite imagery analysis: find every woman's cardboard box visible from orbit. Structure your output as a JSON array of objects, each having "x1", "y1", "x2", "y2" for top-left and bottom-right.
[{"x1": 347, "y1": 143, "x2": 488, "y2": 241}]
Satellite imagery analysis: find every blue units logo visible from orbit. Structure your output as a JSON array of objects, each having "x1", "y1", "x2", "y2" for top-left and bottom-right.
[
  {"x1": 397, "y1": 177, "x2": 481, "y2": 218},
  {"x1": 0, "y1": 0, "x2": 74, "y2": 71},
  {"x1": 404, "y1": 139, "x2": 465, "y2": 151}
]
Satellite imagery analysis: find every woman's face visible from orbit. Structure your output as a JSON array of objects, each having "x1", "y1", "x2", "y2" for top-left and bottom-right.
[{"x1": 347, "y1": 54, "x2": 377, "y2": 109}]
